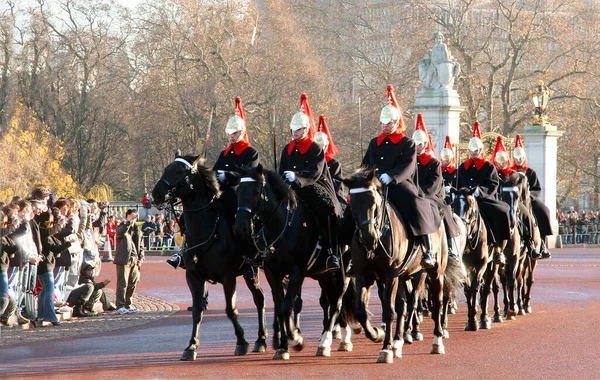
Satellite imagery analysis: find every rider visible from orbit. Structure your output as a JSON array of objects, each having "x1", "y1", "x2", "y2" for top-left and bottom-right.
[
  {"x1": 279, "y1": 94, "x2": 341, "y2": 272},
  {"x1": 167, "y1": 97, "x2": 259, "y2": 272},
  {"x1": 413, "y1": 114, "x2": 461, "y2": 261},
  {"x1": 511, "y1": 135, "x2": 554, "y2": 259},
  {"x1": 491, "y1": 136, "x2": 540, "y2": 259},
  {"x1": 440, "y1": 136, "x2": 457, "y2": 204},
  {"x1": 362, "y1": 85, "x2": 441, "y2": 269},
  {"x1": 456, "y1": 122, "x2": 511, "y2": 264}
]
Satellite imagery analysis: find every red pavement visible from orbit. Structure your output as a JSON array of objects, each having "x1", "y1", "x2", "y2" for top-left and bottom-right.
[{"x1": 1, "y1": 248, "x2": 599, "y2": 379}]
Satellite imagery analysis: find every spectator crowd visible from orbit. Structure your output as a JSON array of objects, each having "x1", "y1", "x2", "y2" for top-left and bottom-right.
[
  {"x1": 0, "y1": 185, "x2": 161, "y2": 328},
  {"x1": 557, "y1": 207, "x2": 600, "y2": 244}
]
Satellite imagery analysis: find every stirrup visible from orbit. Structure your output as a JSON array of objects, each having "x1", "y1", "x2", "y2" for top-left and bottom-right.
[
  {"x1": 166, "y1": 253, "x2": 183, "y2": 269},
  {"x1": 325, "y1": 255, "x2": 340, "y2": 272}
]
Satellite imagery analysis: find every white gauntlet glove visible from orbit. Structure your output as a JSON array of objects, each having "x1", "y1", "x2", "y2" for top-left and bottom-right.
[
  {"x1": 379, "y1": 173, "x2": 392, "y2": 185},
  {"x1": 474, "y1": 188, "x2": 481, "y2": 197},
  {"x1": 284, "y1": 171, "x2": 297, "y2": 183},
  {"x1": 217, "y1": 170, "x2": 226, "y2": 182},
  {"x1": 444, "y1": 185, "x2": 451, "y2": 193}
]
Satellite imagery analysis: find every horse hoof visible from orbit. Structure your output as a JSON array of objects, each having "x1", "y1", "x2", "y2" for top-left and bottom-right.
[
  {"x1": 449, "y1": 306, "x2": 457, "y2": 315},
  {"x1": 464, "y1": 321, "x2": 478, "y2": 332},
  {"x1": 526, "y1": 306, "x2": 532, "y2": 314},
  {"x1": 404, "y1": 332, "x2": 413, "y2": 344},
  {"x1": 443, "y1": 329, "x2": 450, "y2": 339},
  {"x1": 292, "y1": 336, "x2": 304, "y2": 351},
  {"x1": 431, "y1": 344, "x2": 445, "y2": 355},
  {"x1": 338, "y1": 342, "x2": 353, "y2": 352},
  {"x1": 480, "y1": 318, "x2": 492, "y2": 330},
  {"x1": 253, "y1": 340, "x2": 267, "y2": 353},
  {"x1": 353, "y1": 325, "x2": 363, "y2": 335},
  {"x1": 332, "y1": 325, "x2": 341, "y2": 340},
  {"x1": 492, "y1": 315, "x2": 504, "y2": 323},
  {"x1": 412, "y1": 331, "x2": 424, "y2": 341},
  {"x1": 273, "y1": 349, "x2": 290, "y2": 360},
  {"x1": 518, "y1": 308, "x2": 527, "y2": 316},
  {"x1": 316, "y1": 346, "x2": 331, "y2": 357},
  {"x1": 180, "y1": 350, "x2": 197, "y2": 361},
  {"x1": 392, "y1": 340, "x2": 403, "y2": 358},
  {"x1": 376, "y1": 349, "x2": 394, "y2": 364},
  {"x1": 235, "y1": 343, "x2": 249, "y2": 356}
]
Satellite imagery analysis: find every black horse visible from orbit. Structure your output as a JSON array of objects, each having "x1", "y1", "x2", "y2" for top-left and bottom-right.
[
  {"x1": 343, "y1": 169, "x2": 453, "y2": 364},
  {"x1": 234, "y1": 164, "x2": 352, "y2": 360},
  {"x1": 151, "y1": 154, "x2": 268, "y2": 360},
  {"x1": 452, "y1": 187, "x2": 494, "y2": 331}
]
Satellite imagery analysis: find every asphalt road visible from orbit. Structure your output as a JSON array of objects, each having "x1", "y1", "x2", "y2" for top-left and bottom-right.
[{"x1": 2, "y1": 248, "x2": 599, "y2": 379}]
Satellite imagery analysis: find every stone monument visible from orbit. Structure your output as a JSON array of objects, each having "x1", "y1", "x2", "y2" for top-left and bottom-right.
[{"x1": 413, "y1": 32, "x2": 464, "y2": 151}]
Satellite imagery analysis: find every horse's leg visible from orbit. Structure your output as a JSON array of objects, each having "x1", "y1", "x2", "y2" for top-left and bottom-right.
[
  {"x1": 403, "y1": 277, "x2": 416, "y2": 344},
  {"x1": 266, "y1": 270, "x2": 287, "y2": 359},
  {"x1": 376, "y1": 279, "x2": 385, "y2": 328},
  {"x1": 181, "y1": 270, "x2": 206, "y2": 361},
  {"x1": 427, "y1": 267, "x2": 445, "y2": 355},
  {"x1": 524, "y1": 257, "x2": 537, "y2": 313},
  {"x1": 377, "y1": 275, "x2": 399, "y2": 364},
  {"x1": 282, "y1": 266, "x2": 305, "y2": 352},
  {"x1": 222, "y1": 277, "x2": 249, "y2": 356},
  {"x1": 463, "y1": 267, "x2": 480, "y2": 332},
  {"x1": 441, "y1": 294, "x2": 450, "y2": 339},
  {"x1": 392, "y1": 280, "x2": 408, "y2": 359},
  {"x1": 242, "y1": 266, "x2": 268, "y2": 353},
  {"x1": 506, "y1": 242, "x2": 520, "y2": 320},
  {"x1": 317, "y1": 272, "x2": 347, "y2": 357},
  {"x1": 319, "y1": 286, "x2": 329, "y2": 334},
  {"x1": 412, "y1": 272, "x2": 427, "y2": 341},
  {"x1": 479, "y1": 262, "x2": 495, "y2": 330},
  {"x1": 491, "y1": 265, "x2": 503, "y2": 323},
  {"x1": 294, "y1": 288, "x2": 303, "y2": 334},
  {"x1": 355, "y1": 274, "x2": 383, "y2": 343}
]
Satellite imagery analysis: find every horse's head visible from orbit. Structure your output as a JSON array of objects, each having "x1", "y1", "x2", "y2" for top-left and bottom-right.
[
  {"x1": 516, "y1": 172, "x2": 531, "y2": 208},
  {"x1": 452, "y1": 187, "x2": 479, "y2": 226},
  {"x1": 234, "y1": 164, "x2": 296, "y2": 241},
  {"x1": 499, "y1": 172, "x2": 521, "y2": 229},
  {"x1": 343, "y1": 168, "x2": 382, "y2": 252},
  {"x1": 151, "y1": 151, "x2": 208, "y2": 208}
]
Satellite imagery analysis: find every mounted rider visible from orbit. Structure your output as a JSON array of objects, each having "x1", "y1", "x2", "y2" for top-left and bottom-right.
[
  {"x1": 456, "y1": 122, "x2": 511, "y2": 264},
  {"x1": 361, "y1": 85, "x2": 441, "y2": 269},
  {"x1": 279, "y1": 94, "x2": 342, "y2": 272},
  {"x1": 440, "y1": 136, "x2": 457, "y2": 204},
  {"x1": 511, "y1": 135, "x2": 554, "y2": 259},
  {"x1": 491, "y1": 136, "x2": 540, "y2": 259},
  {"x1": 413, "y1": 114, "x2": 461, "y2": 261}
]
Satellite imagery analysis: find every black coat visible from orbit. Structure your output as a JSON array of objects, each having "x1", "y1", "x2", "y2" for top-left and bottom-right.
[
  {"x1": 280, "y1": 140, "x2": 342, "y2": 219},
  {"x1": 327, "y1": 158, "x2": 345, "y2": 201},
  {"x1": 457, "y1": 160, "x2": 511, "y2": 243},
  {"x1": 418, "y1": 157, "x2": 460, "y2": 238},
  {"x1": 38, "y1": 226, "x2": 72, "y2": 275},
  {"x1": 442, "y1": 167, "x2": 457, "y2": 189},
  {"x1": 362, "y1": 135, "x2": 440, "y2": 236},
  {"x1": 1, "y1": 230, "x2": 17, "y2": 273},
  {"x1": 517, "y1": 167, "x2": 555, "y2": 237}
]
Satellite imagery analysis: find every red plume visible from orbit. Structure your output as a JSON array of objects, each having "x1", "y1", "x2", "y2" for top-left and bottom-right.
[
  {"x1": 514, "y1": 134, "x2": 524, "y2": 148},
  {"x1": 415, "y1": 113, "x2": 428, "y2": 134},
  {"x1": 444, "y1": 136, "x2": 452, "y2": 149},
  {"x1": 491, "y1": 135, "x2": 508, "y2": 165},
  {"x1": 472, "y1": 121, "x2": 482, "y2": 139},
  {"x1": 300, "y1": 93, "x2": 315, "y2": 139},
  {"x1": 235, "y1": 97, "x2": 245, "y2": 120},
  {"x1": 318, "y1": 115, "x2": 339, "y2": 161}
]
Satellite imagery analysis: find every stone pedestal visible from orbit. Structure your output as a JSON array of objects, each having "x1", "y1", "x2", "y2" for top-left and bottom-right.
[
  {"x1": 520, "y1": 123, "x2": 564, "y2": 248},
  {"x1": 413, "y1": 88, "x2": 465, "y2": 150}
]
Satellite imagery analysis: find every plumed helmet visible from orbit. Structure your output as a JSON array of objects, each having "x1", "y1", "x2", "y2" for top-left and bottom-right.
[
  {"x1": 314, "y1": 131, "x2": 329, "y2": 148},
  {"x1": 412, "y1": 114, "x2": 429, "y2": 146},
  {"x1": 440, "y1": 136, "x2": 454, "y2": 161},
  {"x1": 468, "y1": 122, "x2": 484, "y2": 152},
  {"x1": 513, "y1": 134, "x2": 527, "y2": 161},
  {"x1": 225, "y1": 97, "x2": 246, "y2": 135},
  {"x1": 491, "y1": 135, "x2": 510, "y2": 167},
  {"x1": 380, "y1": 85, "x2": 401, "y2": 124},
  {"x1": 315, "y1": 115, "x2": 338, "y2": 161},
  {"x1": 290, "y1": 93, "x2": 314, "y2": 135}
]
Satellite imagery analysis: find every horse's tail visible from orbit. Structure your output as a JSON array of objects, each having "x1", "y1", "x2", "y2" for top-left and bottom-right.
[
  {"x1": 339, "y1": 277, "x2": 360, "y2": 333},
  {"x1": 443, "y1": 258, "x2": 466, "y2": 298}
]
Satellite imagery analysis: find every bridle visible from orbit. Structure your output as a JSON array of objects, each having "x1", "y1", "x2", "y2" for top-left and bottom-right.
[
  {"x1": 238, "y1": 176, "x2": 295, "y2": 256},
  {"x1": 457, "y1": 193, "x2": 482, "y2": 251}
]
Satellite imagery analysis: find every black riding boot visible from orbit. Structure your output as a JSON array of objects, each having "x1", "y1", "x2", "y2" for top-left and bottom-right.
[
  {"x1": 419, "y1": 234, "x2": 436, "y2": 269},
  {"x1": 166, "y1": 252, "x2": 184, "y2": 269},
  {"x1": 325, "y1": 251, "x2": 340, "y2": 272},
  {"x1": 540, "y1": 240, "x2": 551, "y2": 259},
  {"x1": 528, "y1": 238, "x2": 542, "y2": 260},
  {"x1": 447, "y1": 236, "x2": 460, "y2": 261},
  {"x1": 493, "y1": 246, "x2": 506, "y2": 265}
]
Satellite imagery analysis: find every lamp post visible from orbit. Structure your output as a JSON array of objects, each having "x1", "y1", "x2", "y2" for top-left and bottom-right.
[{"x1": 529, "y1": 80, "x2": 553, "y2": 126}]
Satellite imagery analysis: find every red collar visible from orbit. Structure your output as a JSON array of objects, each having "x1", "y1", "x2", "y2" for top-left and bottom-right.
[
  {"x1": 418, "y1": 153, "x2": 433, "y2": 166},
  {"x1": 376, "y1": 131, "x2": 405, "y2": 146},
  {"x1": 463, "y1": 157, "x2": 487, "y2": 171},
  {"x1": 287, "y1": 136, "x2": 313, "y2": 155},
  {"x1": 224, "y1": 140, "x2": 250, "y2": 156},
  {"x1": 443, "y1": 164, "x2": 456, "y2": 174},
  {"x1": 512, "y1": 164, "x2": 528, "y2": 172},
  {"x1": 499, "y1": 167, "x2": 513, "y2": 177}
]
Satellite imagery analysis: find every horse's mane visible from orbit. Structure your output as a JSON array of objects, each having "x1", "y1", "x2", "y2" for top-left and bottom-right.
[
  {"x1": 347, "y1": 167, "x2": 381, "y2": 189},
  {"x1": 263, "y1": 169, "x2": 297, "y2": 210},
  {"x1": 180, "y1": 154, "x2": 221, "y2": 198}
]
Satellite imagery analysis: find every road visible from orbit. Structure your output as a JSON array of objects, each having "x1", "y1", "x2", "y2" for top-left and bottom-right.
[{"x1": 2, "y1": 248, "x2": 599, "y2": 379}]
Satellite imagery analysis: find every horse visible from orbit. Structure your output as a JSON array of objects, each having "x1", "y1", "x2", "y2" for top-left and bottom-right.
[
  {"x1": 494, "y1": 172, "x2": 525, "y2": 322},
  {"x1": 452, "y1": 187, "x2": 494, "y2": 331},
  {"x1": 151, "y1": 154, "x2": 269, "y2": 360},
  {"x1": 342, "y1": 169, "x2": 455, "y2": 364},
  {"x1": 234, "y1": 164, "x2": 353, "y2": 360}
]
